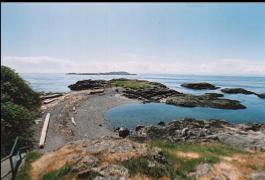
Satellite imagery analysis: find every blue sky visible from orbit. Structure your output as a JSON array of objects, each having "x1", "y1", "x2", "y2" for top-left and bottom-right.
[{"x1": 1, "y1": 3, "x2": 265, "y2": 75}]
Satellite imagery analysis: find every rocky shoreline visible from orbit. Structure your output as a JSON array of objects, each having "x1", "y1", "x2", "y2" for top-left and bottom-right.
[
  {"x1": 130, "y1": 118, "x2": 265, "y2": 152},
  {"x1": 66, "y1": 78, "x2": 265, "y2": 152},
  {"x1": 68, "y1": 79, "x2": 254, "y2": 109}
]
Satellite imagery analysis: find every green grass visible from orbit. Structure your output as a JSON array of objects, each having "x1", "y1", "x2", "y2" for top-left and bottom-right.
[
  {"x1": 15, "y1": 151, "x2": 42, "y2": 180},
  {"x1": 121, "y1": 141, "x2": 244, "y2": 179},
  {"x1": 121, "y1": 156, "x2": 176, "y2": 179},
  {"x1": 111, "y1": 79, "x2": 154, "y2": 90},
  {"x1": 40, "y1": 164, "x2": 71, "y2": 180},
  {"x1": 151, "y1": 140, "x2": 243, "y2": 156},
  {"x1": 149, "y1": 140, "x2": 245, "y2": 177}
]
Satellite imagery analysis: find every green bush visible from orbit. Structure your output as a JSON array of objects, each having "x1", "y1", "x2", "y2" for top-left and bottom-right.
[
  {"x1": 1, "y1": 66, "x2": 40, "y2": 157},
  {"x1": 1, "y1": 66, "x2": 40, "y2": 110}
]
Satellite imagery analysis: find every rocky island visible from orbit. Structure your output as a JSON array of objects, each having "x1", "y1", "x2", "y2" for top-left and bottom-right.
[
  {"x1": 67, "y1": 71, "x2": 136, "y2": 75},
  {"x1": 181, "y1": 82, "x2": 219, "y2": 90},
  {"x1": 221, "y1": 87, "x2": 265, "y2": 99}
]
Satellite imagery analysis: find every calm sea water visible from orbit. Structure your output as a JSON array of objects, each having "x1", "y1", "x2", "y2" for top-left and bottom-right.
[{"x1": 20, "y1": 73, "x2": 265, "y2": 126}]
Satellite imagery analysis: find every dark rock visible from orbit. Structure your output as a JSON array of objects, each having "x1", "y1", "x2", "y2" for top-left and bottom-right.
[
  {"x1": 123, "y1": 87, "x2": 181, "y2": 101},
  {"x1": 181, "y1": 82, "x2": 218, "y2": 90},
  {"x1": 68, "y1": 79, "x2": 108, "y2": 91},
  {"x1": 203, "y1": 93, "x2": 224, "y2": 98},
  {"x1": 221, "y1": 88, "x2": 255, "y2": 95},
  {"x1": 115, "y1": 79, "x2": 245, "y2": 110},
  {"x1": 77, "y1": 169, "x2": 99, "y2": 179},
  {"x1": 118, "y1": 128, "x2": 130, "y2": 138},
  {"x1": 166, "y1": 94, "x2": 246, "y2": 110},
  {"x1": 135, "y1": 125, "x2": 145, "y2": 132},
  {"x1": 236, "y1": 123, "x2": 265, "y2": 132},
  {"x1": 158, "y1": 121, "x2": 166, "y2": 126},
  {"x1": 257, "y1": 93, "x2": 265, "y2": 99}
]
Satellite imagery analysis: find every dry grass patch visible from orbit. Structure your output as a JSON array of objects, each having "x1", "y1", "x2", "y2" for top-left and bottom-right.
[{"x1": 30, "y1": 145, "x2": 82, "y2": 180}]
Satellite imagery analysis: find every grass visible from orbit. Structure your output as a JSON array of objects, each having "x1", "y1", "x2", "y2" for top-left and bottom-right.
[
  {"x1": 111, "y1": 79, "x2": 154, "y2": 90},
  {"x1": 15, "y1": 151, "x2": 42, "y2": 180},
  {"x1": 121, "y1": 141, "x2": 245, "y2": 179},
  {"x1": 150, "y1": 140, "x2": 244, "y2": 178},
  {"x1": 121, "y1": 156, "x2": 176, "y2": 179},
  {"x1": 151, "y1": 140, "x2": 244, "y2": 156},
  {"x1": 40, "y1": 163, "x2": 72, "y2": 180}
]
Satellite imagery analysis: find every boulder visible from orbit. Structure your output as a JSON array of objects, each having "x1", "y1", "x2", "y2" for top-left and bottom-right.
[
  {"x1": 158, "y1": 121, "x2": 166, "y2": 126},
  {"x1": 118, "y1": 128, "x2": 130, "y2": 138},
  {"x1": 135, "y1": 125, "x2": 145, "y2": 132},
  {"x1": 181, "y1": 82, "x2": 218, "y2": 90}
]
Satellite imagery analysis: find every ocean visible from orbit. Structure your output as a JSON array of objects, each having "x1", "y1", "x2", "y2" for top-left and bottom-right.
[{"x1": 20, "y1": 73, "x2": 265, "y2": 126}]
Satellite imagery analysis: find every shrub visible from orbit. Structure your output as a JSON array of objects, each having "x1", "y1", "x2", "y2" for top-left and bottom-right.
[
  {"x1": 1, "y1": 66, "x2": 40, "y2": 157},
  {"x1": 1, "y1": 66, "x2": 40, "y2": 110}
]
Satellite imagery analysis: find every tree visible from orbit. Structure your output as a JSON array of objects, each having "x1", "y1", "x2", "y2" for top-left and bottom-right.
[{"x1": 1, "y1": 66, "x2": 40, "y2": 157}]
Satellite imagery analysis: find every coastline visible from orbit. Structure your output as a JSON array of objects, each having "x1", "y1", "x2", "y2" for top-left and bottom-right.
[
  {"x1": 28, "y1": 78, "x2": 265, "y2": 179},
  {"x1": 34, "y1": 79, "x2": 265, "y2": 153},
  {"x1": 34, "y1": 88, "x2": 139, "y2": 153}
]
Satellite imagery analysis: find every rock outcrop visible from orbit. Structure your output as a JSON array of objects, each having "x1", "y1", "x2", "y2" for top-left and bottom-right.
[
  {"x1": 221, "y1": 88, "x2": 265, "y2": 99},
  {"x1": 221, "y1": 88, "x2": 255, "y2": 95},
  {"x1": 123, "y1": 87, "x2": 181, "y2": 102},
  {"x1": 203, "y1": 93, "x2": 224, "y2": 98},
  {"x1": 131, "y1": 118, "x2": 265, "y2": 151},
  {"x1": 181, "y1": 82, "x2": 219, "y2": 90},
  {"x1": 166, "y1": 94, "x2": 246, "y2": 109},
  {"x1": 68, "y1": 79, "x2": 247, "y2": 109},
  {"x1": 257, "y1": 93, "x2": 265, "y2": 99},
  {"x1": 30, "y1": 136, "x2": 165, "y2": 180},
  {"x1": 121, "y1": 82, "x2": 245, "y2": 110},
  {"x1": 68, "y1": 79, "x2": 108, "y2": 91}
]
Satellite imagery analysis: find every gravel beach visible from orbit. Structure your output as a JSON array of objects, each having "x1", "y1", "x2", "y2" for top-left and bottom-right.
[{"x1": 34, "y1": 88, "x2": 138, "y2": 153}]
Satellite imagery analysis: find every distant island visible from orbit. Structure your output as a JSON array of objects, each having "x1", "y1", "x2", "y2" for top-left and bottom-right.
[{"x1": 67, "y1": 71, "x2": 136, "y2": 75}]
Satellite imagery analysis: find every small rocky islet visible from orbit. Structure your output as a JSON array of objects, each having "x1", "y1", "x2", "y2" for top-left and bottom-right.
[
  {"x1": 181, "y1": 82, "x2": 219, "y2": 90},
  {"x1": 181, "y1": 82, "x2": 265, "y2": 99},
  {"x1": 221, "y1": 87, "x2": 265, "y2": 99}
]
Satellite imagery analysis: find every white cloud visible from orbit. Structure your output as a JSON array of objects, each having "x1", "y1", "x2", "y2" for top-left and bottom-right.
[{"x1": 1, "y1": 56, "x2": 265, "y2": 76}]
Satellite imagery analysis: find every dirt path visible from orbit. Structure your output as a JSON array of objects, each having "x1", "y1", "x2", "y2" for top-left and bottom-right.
[{"x1": 34, "y1": 88, "x2": 138, "y2": 153}]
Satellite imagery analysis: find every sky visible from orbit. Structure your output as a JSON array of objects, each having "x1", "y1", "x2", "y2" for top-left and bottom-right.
[{"x1": 1, "y1": 3, "x2": 265, "y2": 76}]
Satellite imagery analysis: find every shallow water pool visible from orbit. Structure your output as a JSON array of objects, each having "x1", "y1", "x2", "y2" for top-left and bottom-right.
[{"x1": 104, "y1": 102, "x2": 265, "y2": 129}]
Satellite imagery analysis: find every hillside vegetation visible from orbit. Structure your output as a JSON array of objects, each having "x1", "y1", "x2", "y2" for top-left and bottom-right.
[{"x1": 1, "y1": 66, "x2": 40, "y2": 157}]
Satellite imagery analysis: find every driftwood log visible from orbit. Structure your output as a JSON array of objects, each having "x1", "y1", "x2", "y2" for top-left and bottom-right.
[{"x1": 39, "y1": 113, "x2": 51, "y2": 148}]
